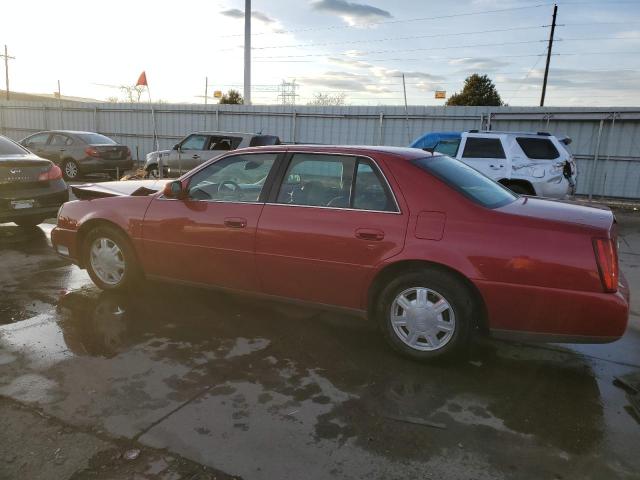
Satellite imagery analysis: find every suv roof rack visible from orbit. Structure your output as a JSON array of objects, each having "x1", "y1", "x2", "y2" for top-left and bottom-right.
[{"x1": 465, "y1": 130, "x2": 553, "y2": 136}]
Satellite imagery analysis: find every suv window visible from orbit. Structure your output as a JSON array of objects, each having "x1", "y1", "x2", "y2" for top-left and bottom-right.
[
  {"x1": 462, "y1": 137, "x2": 505, "y2": 159},
  {"x1": 352, "y1": 160, "x2": 396, "y2": 212},
  {"x1": 277, "y1": 154, "x2": 355, "y2": 207},
  {"x1": 209, "y1": 136, "x2": 242, "y2": 151},
  {"x1": 24, "y1": 133, "x2": 50, "y2": 147},
  {"x1": 434, "y1": 139, "x2": 461, "y2": 157},
  {"x1": 0, "y1": 136, "x2": 29, "y2": 155},
  {"x1": 249, "y1": 135, "x2": 280, "y2": 147},
  {"x1": 180, "y1": 134, "x2": 208, "y2": 151},
  {"x1": 187, "y1": 153, "x2": 277, "y2": 202},
  {"x1": 516, "y1": 137, "x2": 560, "y2": 160},
  {"x1": 413, "y1": 155, "x2": 516, "y2": 209}
]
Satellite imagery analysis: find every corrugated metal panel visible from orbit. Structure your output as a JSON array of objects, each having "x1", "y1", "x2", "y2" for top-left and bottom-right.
[{"x1": 1, "y1": 101, "x2": 639, "y2": 198}]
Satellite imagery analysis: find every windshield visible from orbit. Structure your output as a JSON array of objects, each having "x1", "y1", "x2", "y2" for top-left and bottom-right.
[
  {"x1": 413, "y1": 155, "x2": 517, "y2": 208},
  {"x1": 77, "y1": 133, "x2": 117, "y2": 145},
  {"x1": 0, "y1": 136, "x2": 29, "y2": 156}
]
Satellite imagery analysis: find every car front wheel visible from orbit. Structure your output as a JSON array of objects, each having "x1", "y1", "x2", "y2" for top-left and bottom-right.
[
  {"x1": 376, "y1": 270, "x2": 473, "y2": 360},
  {"x1": 84, "y1": 226, "x2": 141, "y2": 291}
]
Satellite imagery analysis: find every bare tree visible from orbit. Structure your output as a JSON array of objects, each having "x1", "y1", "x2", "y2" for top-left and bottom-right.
[
  {"x1": 307, "y1": 92, "x2": 347, "y2": 106},
  {"x1": 119, "y1": 85, "x2": 146, "y2": 103}
]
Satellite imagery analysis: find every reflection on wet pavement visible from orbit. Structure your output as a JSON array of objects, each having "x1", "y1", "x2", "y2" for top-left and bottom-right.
[{"x1": 1, "y1": 221, "x2": 640, "y2": 479}]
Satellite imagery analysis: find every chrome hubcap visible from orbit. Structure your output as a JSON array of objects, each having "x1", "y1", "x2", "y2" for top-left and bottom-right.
[
  {"x1": 65, "y1": 162, "x2": 78, "y2": 178},
  {"x1": 148, "y1": 168, "x2": 159, "y2": 179},
  {"x1": 89, "y1": 238, "x2": 125, "y2": 286},
  {"x1": 390, "y1": 287, "x2": 455, "y2": 351}
]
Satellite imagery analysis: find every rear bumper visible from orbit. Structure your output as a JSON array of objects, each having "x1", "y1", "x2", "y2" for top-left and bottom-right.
[
  {"x1": 0, "y1": 182, "x2": 68, "y2": 222},
  {"x1": 79, "y1": 158, "x2": 134, "y2": 174},
  {"x1": 476, "y1": 275, "x2": 629, "y2": 343}
]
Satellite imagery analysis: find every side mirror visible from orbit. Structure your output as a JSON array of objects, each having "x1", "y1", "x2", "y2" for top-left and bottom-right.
[
  {"x1": 423, "y1": 147, "x2": 435, "y2": 154},
  {"x1": 163, "y1": 180, "x2": 187, "y2": 199},
  {"x1": 173, "y1": 143, "x2": 181, "y2": 151}
]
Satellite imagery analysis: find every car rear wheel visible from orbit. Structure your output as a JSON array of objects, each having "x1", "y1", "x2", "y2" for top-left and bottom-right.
[
  {"x1": 14, "y1": 216, "x2": 47, "y2": 228},
  {"x1": 62, "y1": 160, "x2": 80, "y2": 181},
  {"x1": 146, "y1": 165, "x2": 160, "y2": 179},
  {"x1": 376, "y1": 270, "x2": 473, "y2": 360},
  {"x1": 84, "y1": 226, "x2": 141, "y2": 291}
]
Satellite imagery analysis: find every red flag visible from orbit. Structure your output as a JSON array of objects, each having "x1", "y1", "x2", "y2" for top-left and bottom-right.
[{"x1": 136, "y1": 71, "x2": 147, "y2": 87}]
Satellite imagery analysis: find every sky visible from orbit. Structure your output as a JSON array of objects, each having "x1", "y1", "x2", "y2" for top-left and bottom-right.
[{"x1": 1, "y1": 0, "x2": 640, "y2": 106}]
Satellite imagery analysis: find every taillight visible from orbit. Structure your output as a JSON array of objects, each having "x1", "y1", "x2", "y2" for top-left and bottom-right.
[
  {"x1": 38, "y1": 164, "x2": 63, "y2": 181},
  {"x1": 593, "y1": 238, "x2": 619, "y2": 293},
  {"x1": 85, "y1": 147, "x2": 100, "y2": 157}
]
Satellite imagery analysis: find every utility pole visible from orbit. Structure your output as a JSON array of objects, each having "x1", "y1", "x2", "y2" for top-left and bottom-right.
[
  {"x1": 540, "y1": 4, "x2": 557, "y2": 107},
  {"x1": 244, "y1": 0, "x2": 251, "y2": 105},
  {"x1": 1, "y1": 45, "x2": 16, "y2": 101},
  {"x1": 204, "y1": 76, "x2": 208, "y2": 106},
  {"x1": 402, "y1": 74, "x2": 410, "y2": 144}
]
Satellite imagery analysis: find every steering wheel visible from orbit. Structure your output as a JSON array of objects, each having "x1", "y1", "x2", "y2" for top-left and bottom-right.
[{"x1": 217, "y1": 180, "x2": 240, "y2": 194}]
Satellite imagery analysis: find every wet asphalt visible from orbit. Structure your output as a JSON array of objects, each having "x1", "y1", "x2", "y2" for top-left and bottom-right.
[{"x1": 1, "y1": 212, "x2": 640, "y2": 480}]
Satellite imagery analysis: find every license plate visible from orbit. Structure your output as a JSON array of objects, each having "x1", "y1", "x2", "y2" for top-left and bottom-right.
[{"x1": 11, "y1": 200, "x2": 34, "y2": 210}]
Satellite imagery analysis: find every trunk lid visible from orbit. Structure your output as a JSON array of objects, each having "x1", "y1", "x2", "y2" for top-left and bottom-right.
[
  {"x1": 91, "y1": 145, "x2": 130, "y2": 160},
  {"x1": 0, "y1": 156, "x2": 52, "y2": 188},
  {"x1": 497, "y1": 196, "x2": 614, "y2": 234}
]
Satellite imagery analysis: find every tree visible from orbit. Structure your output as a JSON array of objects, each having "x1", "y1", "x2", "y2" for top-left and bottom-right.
[
  {"x1": 307, "y1": 92, "x2": 347, "y2": 106},
  {"x1": 219, "y1": 89, "x2": 244, "y2": 104},
  {"x1": 119, "y1": 85, "x2": 146, "y2": 103},
  {"x1": 445, "y1": 74, "x2": 504, "y2": 106}
]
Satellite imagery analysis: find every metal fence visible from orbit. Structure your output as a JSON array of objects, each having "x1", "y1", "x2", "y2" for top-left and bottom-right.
[{"x1": 1, "y1": 101, "x2": 639, "y2": 199}]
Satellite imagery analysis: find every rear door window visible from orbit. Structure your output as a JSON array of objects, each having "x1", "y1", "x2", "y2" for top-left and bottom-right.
[
  {"x1": 462, "y1": 137, "x2": 506, "y2": 159},
  {"x1": 352, "y1": 160, "x2": 397, "y2": 212},
  {"x1": 209, "y1": 136, "x2": 242, "y2": 151},
  {"x1": 50, "y1": 134, "x2": 72, "y2": 146},
  {"x1": 516, "y1": 137, "x2": 560, "y2": 160}
]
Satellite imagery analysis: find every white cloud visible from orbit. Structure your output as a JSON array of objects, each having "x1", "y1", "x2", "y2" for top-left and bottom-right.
[{"x1": 311, "y1": 0, "x2": 392, "y2": 26}]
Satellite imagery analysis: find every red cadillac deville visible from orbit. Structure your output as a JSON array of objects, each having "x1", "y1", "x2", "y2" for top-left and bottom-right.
[{"x1": 52, "y1": 146, "x2": 629, "y2": 360}]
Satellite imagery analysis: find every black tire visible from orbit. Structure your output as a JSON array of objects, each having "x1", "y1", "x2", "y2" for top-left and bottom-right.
[
  {"x1": 375, "y1": 269, "x2": 475, "y2": 361},
  {"x1": 14, "y1": 216, "x2": 47, "y2": 228},
  {"x1": 62, "y1": 159, "x2": 80, "y2": 181},
  {"x1": 84, "y1": 226, "x2": 142, "y2": 292},
  {"x1": 506, "y1": 183, "x2": 532, "y2": 195},
  {"x1": 146, "y1": 165, "x2": 160, "y2": 179}
]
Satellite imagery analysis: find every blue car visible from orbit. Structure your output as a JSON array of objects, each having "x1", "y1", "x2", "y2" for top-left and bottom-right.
[{"x1": 409, "y1": 132, "x2": 461, "y2": 156}]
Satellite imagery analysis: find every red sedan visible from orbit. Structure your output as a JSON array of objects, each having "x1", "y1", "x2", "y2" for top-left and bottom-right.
[{"x1": 52, "y1": 146, "x2": 629, "y2": 360}]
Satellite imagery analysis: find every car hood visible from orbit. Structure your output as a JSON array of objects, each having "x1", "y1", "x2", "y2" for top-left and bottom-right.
[
  {"x1": 497, "y1": 196, "x2": 614, "y2": 234},
  {"x1": 72, "y1": 179, "x2": 170, "y2": 199}
]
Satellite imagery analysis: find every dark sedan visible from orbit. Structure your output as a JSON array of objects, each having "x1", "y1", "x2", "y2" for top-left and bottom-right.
[
  {"x1": 20, "y1": 130, "x2": 133, "y2": 181},
  {"x1": 0, "y1": 135, "x2": 69, "y2": 227}
]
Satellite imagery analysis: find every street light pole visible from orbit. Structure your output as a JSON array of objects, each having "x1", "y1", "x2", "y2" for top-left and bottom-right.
[{"x1": 244, "y1": 0, "x2": 251, "y2": 105}]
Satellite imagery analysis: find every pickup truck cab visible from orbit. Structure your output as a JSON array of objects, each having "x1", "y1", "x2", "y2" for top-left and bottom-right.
[
  {"x1": 144, "y1": 131, "x2": 280, "y2": 178},
  {"x1": 410, "y1": 130, "x2": 577, "y2": 199}
]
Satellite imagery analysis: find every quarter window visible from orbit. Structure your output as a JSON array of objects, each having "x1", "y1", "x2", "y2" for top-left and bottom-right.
[
  {"x1": 180, "y1": 134, "x2": 208, "y2": 151},
  {"x1": 352, "y1": 160, "x2": 396, "y2": 212},
  {"x1": 516, "y1": 137, "x2": 560, "y2": 160},
  {"x1": 462, "y1": 137, "x2": 506, "y2": 159},
  {"x1": 187, "y1": 153, "x2": 277, "y2": 202}
]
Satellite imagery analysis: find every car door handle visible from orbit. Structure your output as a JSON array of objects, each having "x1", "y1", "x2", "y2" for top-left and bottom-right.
[
  {"x1": 224, "y1": 217, "x2": 247, "y2": 228},
  {"x1": 192, "y1": 154, "x2": 200, "y2": 159},
  {"x1": 489, "y1": 164, "x2": 504, "y2": 169},
  {"x1": 355, "y1": 228, "x2": 385, "y2": 241}
]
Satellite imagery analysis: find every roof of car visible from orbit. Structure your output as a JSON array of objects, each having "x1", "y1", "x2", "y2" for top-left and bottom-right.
[
  {"x1": 466, "y1": 130, "x2": 554, "y2": 137},
  {"x1": 193, "y1": 131, "x2": 269, "y2": 136},
  {"x1": 233, "y1": 144, "x2": 431, "y2": 160},
  {"x1": 31, "y1": 130, "x2": 103, "y2": 136}
]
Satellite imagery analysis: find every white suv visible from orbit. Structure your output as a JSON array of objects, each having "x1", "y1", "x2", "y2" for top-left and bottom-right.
[{"x1": 429, "y1": 131, "x2": 577, "y2": 199}]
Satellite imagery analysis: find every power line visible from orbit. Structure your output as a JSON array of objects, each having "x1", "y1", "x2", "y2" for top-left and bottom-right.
[
  {"x1": 219, "y1": 3, "x2": 553, "y2": 38},
  {"x1": 254, "y1": 39, "x2": 548, "y2": 59},
  {"x1": 249, "y1": 25, "x2": 548, "y2": 51}
]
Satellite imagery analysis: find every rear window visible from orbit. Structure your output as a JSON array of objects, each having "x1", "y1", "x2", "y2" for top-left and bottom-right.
[
  {"x1": 77, "y1": 133, "x2": 116, "y2": 145},
  {"x1": 462, "y1": 137, "x2": 505, "y2": 159},
  {"x1": 249, "y1": 135, "x2": 280, "y2": 147},
  {"x1": 413, "y1": 155, "x2": 517, "y2": 209},
  {"x1": 516, "y1": 137, "x2": 560, "y2": 160},
  {"x1": 0, "y1": 136, "x2": 28, "y2": 155}
]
